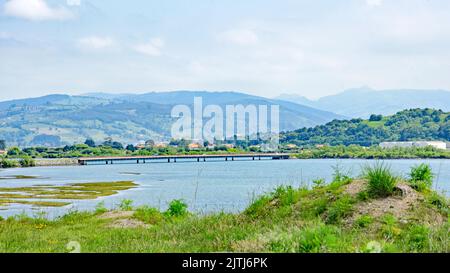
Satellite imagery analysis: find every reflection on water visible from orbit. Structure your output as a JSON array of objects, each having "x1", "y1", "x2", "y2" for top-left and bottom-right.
[{"x1": 0, "y1": 159, "x2": 449, "y2": 218}]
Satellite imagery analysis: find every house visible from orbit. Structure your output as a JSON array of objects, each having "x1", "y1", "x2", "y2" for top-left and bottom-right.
[
  {"x1": 0, "y1": 150, "x2": 6, "y2": 156},
  {"x1": 206, "y1": 143, "x2": 216, "y2": 149},
  {"x1": 222, "y1": 143, "x2": 235, "y2": 149},
  {"x1": 154, "y1": 142, "x2": 168, "y2": 148},
  {"x1": 188, "y1": 143, "x2": 202, "y2": 150},
  {"x1": 380, "y1": 141, "x2": 447, "y2": 150},
  {"x1": 134, "y1": 140, "x2": 146, "y2": 149},
  {"x1": 285, "y1": 144, "x2": 298, "y2": 150}
]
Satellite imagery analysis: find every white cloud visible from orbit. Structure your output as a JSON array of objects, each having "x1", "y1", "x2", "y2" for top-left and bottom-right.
[
  {"x1": 4, "y1": 0, "x2": 73, "y2": 21},
  {"x1": 366, "y1": 0, "x2": 383, "y2": 7},
  {"x1": 78, "y1": 36, "x2": 115, "y2": 50},
  {"x1": 132, "y1": 38, "x2": 164, "y2": 57},
  {"x1": 219, "y1": 29, "x2": 259, "y2": 46},
  {"x1": 66, "y1": 0, "x2": 81, "y2": 7}
]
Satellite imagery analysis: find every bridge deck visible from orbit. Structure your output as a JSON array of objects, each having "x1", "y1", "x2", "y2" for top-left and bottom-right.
[{"x1": 78, "y1": 153, "x2": 290, "y2": 165}]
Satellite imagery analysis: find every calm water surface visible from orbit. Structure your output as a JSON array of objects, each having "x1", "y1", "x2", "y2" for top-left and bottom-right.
[{"x1": 0, "y1": 159, "x2": 449, "y2": 218}]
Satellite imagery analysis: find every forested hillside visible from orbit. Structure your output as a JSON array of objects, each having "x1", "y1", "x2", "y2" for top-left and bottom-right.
[{"x1": 281, "y1": 109, "x2": 450, "y2": 146}]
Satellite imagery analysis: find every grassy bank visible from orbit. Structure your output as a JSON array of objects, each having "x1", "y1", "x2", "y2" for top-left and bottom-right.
[{"x1": 0, "y1": 165, "x2": 448, "y2": 253}]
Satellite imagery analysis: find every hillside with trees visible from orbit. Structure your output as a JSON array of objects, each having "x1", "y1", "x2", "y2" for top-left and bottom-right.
[{"x1": 281, "y1": 109, "x2": 450, "y2": 147}]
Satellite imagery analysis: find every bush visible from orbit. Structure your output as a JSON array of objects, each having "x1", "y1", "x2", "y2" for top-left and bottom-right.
[
  {"x1": 19, "y1": 157, "x2": 35, "y2": 167},
  {"x1": 355, "y1": 214, "x2": 374, "y2": 228},
  {"x1": 95, "y1": 201, "x2": 108, "y2": 214},
  {"x1": 119, "y1": 199, "x2": 133, "y2": 211},
  {"x1": 409, "y1": 164, "x2": 433, "y2": 191},
  {"x1": 165, "y1": 199, "x2": 188, "y2": 217},
  {"x1": 134, "y1": 206, "x2": 163, "y2": 224},
  {"x1": 363, "y1": 162, "x2": 398, "y2": 197},
  {"x1": 1, "y1": 159, "x2": 18, "y2": 168}
]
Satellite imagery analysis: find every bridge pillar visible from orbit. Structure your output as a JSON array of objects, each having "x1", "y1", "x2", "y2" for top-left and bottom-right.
[
  {"x1": 174, "y1": 158, "x2": 177, "y2": 163},
  {"x1": 225, "y1": 157, "x2": 227, "y2": 161},
  {"x1": 203, "y1": 157, "x2": 206, "y2": 162},
  {"x1": 168, "y1": 158, "x2": 170, "y2": 163},
  {"x1": 137, "y1": 159, "x2": 139, "y2": 164},
  {"x1": 197, "y1": 158, "x2": 200, "y2": 162},
  {"x1": 252, "y1": 157, "x2": 255, "y2": 160}
]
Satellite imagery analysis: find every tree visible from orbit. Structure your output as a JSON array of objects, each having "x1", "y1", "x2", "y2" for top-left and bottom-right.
[
  {"x1": 126, "y1": 144, "x2": 136, "y2": 152},
  {"x1": 111, "y1": 141, "x2": 124, "y2": 150},
  {"x1": 84, "y1": 138, "x2": 96, "y2": 147},
  {"x1": 7, "y1": 147, "x2": 21, "y2": 156},
  {"x1": 0, "y1": 140, "x2": 5, "y2": 150},
  {"x1": 369, "y1": 114, "x2": 383, "y2": 122},
  {"x1": 145, "y1": 139, "x2": 155, "y2": 147}
]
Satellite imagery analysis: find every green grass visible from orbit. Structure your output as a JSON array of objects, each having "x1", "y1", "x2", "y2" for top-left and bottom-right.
[
  {"x1": 133, "y1": 206, "x2": 164, "y2": 225},
  {"x1": 354, "y1": 215, "x2": 374, "y2": 228},
  {"x1": 0, "y1": 165, "x2": 448, "y2": 253},
  {"x1": 363, "y1": 162, "x2": 398, "y2": 197}
]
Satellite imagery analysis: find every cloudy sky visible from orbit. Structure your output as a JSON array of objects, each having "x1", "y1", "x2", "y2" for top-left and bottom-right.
[{"x1": 1, "y1": 0, "x2": 450, "y2": 101}]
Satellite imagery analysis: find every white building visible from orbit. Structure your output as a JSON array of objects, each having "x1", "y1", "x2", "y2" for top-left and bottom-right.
[{"x1": 380, "y1": 141, "x2": 447, "y2": 150}]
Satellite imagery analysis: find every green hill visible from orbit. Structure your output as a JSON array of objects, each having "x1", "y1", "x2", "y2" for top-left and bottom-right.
[
  {"x1": 0, "y1": 91, "x2": 342, "y2": 147},
  {"x1": 281, "y1": 108, "x2": 450, "y2": 147}
]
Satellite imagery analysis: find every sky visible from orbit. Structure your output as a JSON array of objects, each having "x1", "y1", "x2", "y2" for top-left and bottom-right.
[{"x1": 1, "y1": 0, "x2": 450, "y2": 101}]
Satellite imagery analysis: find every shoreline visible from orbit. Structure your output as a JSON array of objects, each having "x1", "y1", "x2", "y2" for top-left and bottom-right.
[{"x1": 1, "y1": 156, "x2": 450, "y2": 169}]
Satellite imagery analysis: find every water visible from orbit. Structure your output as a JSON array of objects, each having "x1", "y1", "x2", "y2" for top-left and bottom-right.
[{"x1": 0, "y1": 159, "x2": 449, "y2": 218}]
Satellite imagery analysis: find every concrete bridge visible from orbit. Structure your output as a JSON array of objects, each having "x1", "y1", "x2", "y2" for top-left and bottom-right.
[{"x1": 78, "y1": 153, "x2": 291, "y2": 165}]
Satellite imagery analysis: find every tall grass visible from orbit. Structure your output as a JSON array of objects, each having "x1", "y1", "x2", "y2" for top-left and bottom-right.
[{"x1": 363, "y1": 162, "x2": 398, "y2": 197}]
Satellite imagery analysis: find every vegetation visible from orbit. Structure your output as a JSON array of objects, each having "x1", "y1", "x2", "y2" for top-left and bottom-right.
[
  {"x1": 119, "y1": 199, "x2": 134, "y2": 211},
  {"x1": 0, "y1": 158, "x2": 18, "y2": 168},
  {"x1": 281, "y1": 108, "x2": 450, "y2": 146},
  {"x1": 294, "y1": 145, "x2": 450, "y2": 159},
  {"x1": 0, "y1": 181, "x2": 137, "y2": 208},
  {"x1": 1, "y1": 109, "x2": 449, "y2": 164},
  {"x1": 363, "y1": 162, "x2": 398, "y2": 197},
  {"x1": 0, "y1": 164, "x2": 447, "y2": 253},
  {"x1": 19, "y1": 157, "x2": 35, "y2": 167},
  {"x1": 409, "y1": 164, "x2": 434, "y2": 192},
  {"x1": 0, "y1": 141, "x2": 251, "y2": 163},
  {"x1": 165, "y1": 199, "x2": 189, "y2": 217}
]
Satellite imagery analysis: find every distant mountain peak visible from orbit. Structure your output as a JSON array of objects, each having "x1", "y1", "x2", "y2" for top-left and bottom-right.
[{"x1": 277, "y1": 87, "x2": 450, "y2": 118}]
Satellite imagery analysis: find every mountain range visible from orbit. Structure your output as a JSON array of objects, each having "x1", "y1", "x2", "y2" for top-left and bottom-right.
[
  {"x1": 0, "y1": 91, "x2": 342, "y2": 147},
  {"x1": 2, "y1": 88, "x2": 450, "y2": 147},
  {"x1": 276, "y1": 87, "x2": 450, "y2": 118}
]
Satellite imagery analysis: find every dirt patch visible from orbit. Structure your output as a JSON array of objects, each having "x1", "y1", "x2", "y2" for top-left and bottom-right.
[
  {"x1": 99, "y1": 210, "x2": 150, "y2": 229},
  {"x1": 344, "y1": 181, "x2": 445, "y2": 226},
  {"x1": 99, "y1": 210, "x2": 135, "y2": 219},
  {"x1": 108, "y1": 218, "x2": 149, "y2": 229},
  {"x1": 343, "y1": 180, "x2": 367, "y2": 196}
]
